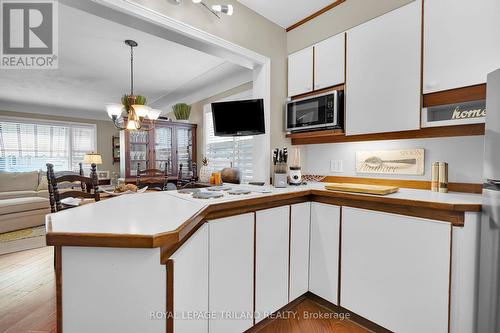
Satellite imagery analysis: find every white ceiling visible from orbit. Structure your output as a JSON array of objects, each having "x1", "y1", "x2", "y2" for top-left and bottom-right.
[
  {"x1": 237, "y1": 0, "x2": 335, "y2": 28},
  {"x1": 0, "y1": 3, "x2": 251, "y2": 120}
]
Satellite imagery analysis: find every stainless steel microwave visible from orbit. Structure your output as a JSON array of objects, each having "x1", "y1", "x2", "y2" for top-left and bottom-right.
[{"x1": 285, "y1": 90, "x2": 343, "y2": 132}]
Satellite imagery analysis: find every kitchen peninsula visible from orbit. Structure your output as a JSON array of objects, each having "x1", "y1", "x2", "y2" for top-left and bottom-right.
[{"x1": 46, "y1": 183, "x2": 481, "y2": 333}]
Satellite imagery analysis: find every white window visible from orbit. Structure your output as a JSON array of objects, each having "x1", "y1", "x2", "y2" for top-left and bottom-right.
[
  {"x1": 204, "y1": 90, "x2": 254, "y2": 182},
  {"x1": 0, "y1": 117, "x2": 96, "y2": 172}
]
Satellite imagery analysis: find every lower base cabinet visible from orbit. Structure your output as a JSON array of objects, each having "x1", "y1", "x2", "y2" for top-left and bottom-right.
[
  {"x1": 289, "y1": 202, "x2": 311, "y2": 301},
  {"x1": 168, "y1": 224, "x2": 209, "y2": 333},
  {"x1": 341, "y1": 207, "x2": 451, "y2": 333},
  {"x1": 309, "y1": 202, "x2": 341, "y2": 305},
  {"x1": 255, "y1": 206, "x2": 290, "y2": 323},
  {"x1": 209, "y1": 213, "x2": 254, "y2": 333}
]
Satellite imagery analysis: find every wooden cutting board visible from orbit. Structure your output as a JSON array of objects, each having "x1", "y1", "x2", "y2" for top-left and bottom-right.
[{"x1": 324, "y1": 183, "x2": 399, "y2": 195}]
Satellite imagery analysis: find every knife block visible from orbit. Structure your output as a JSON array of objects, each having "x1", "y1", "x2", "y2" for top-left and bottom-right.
[{"x1": 273, "y1": 173, "x2": 288, "y2": 188}]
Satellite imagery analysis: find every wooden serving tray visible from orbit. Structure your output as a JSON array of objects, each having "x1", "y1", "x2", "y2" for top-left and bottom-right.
[{"x1": 324, "y1": 183, "x2": 399, "y2": 195}]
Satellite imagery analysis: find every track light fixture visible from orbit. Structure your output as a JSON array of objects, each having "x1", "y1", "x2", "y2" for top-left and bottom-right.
[{"x1": 191, "y1": 0, "x2": 233, "y2": 18}]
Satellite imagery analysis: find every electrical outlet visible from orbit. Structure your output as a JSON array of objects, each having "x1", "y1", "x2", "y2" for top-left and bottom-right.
[{"x1": 330, "y1": 160, "x2": 343, "y2": 173}]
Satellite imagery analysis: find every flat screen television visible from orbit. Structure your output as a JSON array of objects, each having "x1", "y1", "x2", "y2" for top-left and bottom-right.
[{"x1": 211, "y1": 99, "x2": 265, "y2": 137}]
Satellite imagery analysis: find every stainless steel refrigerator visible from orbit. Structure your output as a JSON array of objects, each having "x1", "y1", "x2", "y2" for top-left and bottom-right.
[{"x1": 477, "y1": 68, "x2": 500, "y2": 333}]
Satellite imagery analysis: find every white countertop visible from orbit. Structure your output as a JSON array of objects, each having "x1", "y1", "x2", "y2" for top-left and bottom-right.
[{"x1": 46, "y1": 183, "x2": 482, "y2": 237}]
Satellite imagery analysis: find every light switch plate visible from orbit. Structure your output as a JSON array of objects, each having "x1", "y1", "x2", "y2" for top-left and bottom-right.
[{"x1": 330, "y1": 160, "x2": 343, "y2": 173}]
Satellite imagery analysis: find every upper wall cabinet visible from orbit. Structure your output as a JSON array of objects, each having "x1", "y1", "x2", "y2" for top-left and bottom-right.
[
  {"x1": 314, "y1": 33, "x2": 345, "y2": 91},
  {"x1": 423, "y1": 0, "x2": 500, "y2": 94},
  {"x1": 346, "y1": 1, "x2": 421, "y2": 136},
  {"x1": 288, "y1": 47, "x2": 313, "y2": 97}
]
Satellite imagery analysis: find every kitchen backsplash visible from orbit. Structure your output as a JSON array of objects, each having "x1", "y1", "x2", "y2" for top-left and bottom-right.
[{"x1": 301, "y1": 135, "x2": 484, "y2": 184}]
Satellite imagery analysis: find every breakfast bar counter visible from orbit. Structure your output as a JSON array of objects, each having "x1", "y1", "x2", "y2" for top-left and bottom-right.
[
  {"x1": 46, "y1": 183, "x2": 483, "y2": 333},
  {"x1": 45, "y1": 183, "x2": 481, "y2": 249}
]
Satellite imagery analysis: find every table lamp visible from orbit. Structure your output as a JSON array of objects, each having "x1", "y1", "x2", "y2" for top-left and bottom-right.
[{"x1": 83, "y1": 153, "x2": 103, "y2": 175}]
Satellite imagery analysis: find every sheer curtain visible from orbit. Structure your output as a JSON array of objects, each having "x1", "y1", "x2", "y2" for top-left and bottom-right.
[{"x1": 0, "y1": 118, "x2": 96, "y2": 172}]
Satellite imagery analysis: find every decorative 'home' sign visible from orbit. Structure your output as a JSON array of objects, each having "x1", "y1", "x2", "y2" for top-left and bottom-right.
[
  {"x1": 427, "y1": 100, "x2": 486, "y2": 123},
  {"x1": 356, "y1": 149, "x2": 425, "y2": 175}
]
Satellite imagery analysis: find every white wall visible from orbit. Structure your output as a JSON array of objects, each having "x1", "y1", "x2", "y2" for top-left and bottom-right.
[{"x1": 304, "y1": 136, "x2": 484, "y2": 183}]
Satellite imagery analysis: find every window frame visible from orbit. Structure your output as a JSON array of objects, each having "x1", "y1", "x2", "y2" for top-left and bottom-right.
[{"x1": 0, "y1": 115, "x2": 97, "y2": 172}]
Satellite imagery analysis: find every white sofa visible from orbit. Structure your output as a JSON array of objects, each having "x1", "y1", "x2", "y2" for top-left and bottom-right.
[{"x1": 0, "y1": 171, "x2": 51, "y2": 233}]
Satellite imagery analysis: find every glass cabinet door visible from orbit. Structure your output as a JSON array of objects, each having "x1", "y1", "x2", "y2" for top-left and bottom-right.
[
  {"x1": 154, "y1": 126, "x2": 173, "y2": 174},
  {"x1": 176, "y1": 126, "x2": 193, "y2": 178},
  {"x1": 128, "y1": 130, "x2": 150, "y2": 176}
]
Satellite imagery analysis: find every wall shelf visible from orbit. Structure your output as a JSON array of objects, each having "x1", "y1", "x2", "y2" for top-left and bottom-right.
[{"x1": 289, "y1": 124, "x2": 485, "y2": 145}]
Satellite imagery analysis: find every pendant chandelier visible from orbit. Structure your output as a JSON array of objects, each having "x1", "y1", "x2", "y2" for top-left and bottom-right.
[{"x1": 105, "y1": 40, "x2": 161, "y2": 131}]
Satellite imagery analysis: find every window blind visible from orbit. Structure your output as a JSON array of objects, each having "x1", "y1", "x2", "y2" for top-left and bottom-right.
[
  {"x1": 204, "y1": 109, "x2": 254, "y2": 182},
  {"x1": 0, "y1": 118, "x2": 96, "y2": 172}
]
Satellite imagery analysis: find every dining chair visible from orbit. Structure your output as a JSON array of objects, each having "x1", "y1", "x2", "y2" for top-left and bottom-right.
[
  {"x1": 136, "y1": 162, "x2": 169, "y2": 191},
  {"x1": 46, "y1": 163, "x2": 100, "y2": 213}
]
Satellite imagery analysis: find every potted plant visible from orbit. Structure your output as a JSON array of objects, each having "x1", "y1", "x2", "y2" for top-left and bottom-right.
[
  {"x1": 199, "y1": 156, "x2": 211, "y2": 183},
  {"x1": 172, "y1": 103, "x2": 191, "y2": 122},
  {"x1": 122, "y1": 95, "x2": 147, "y2": 111}
]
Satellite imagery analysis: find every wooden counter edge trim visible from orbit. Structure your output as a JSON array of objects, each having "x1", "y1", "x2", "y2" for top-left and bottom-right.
[
  {"x1": 55, "y1": 246, "x2": 62, "y2": 333},
  {"x1": 291, "y1": 123, "x2": 485, "y2": 145},
  {"x1": 320, "y1": 175, "x2": 482, "y2": 194},
  {"x1": 310, "y1": 190, "x2": 481, "y2": 213},
  {"x1": 47, "y1": 189, "x2": 481, "y2": 249},
  {"x1": 166, "y1": 260, "x2": 174, "y2": 333},
  {"x1": 311, "y1": 194, "x2": 465, "y2": 226},
  {"x1": 286, "y1": 0, "x2": 346, "y2": 32},
  {"x1": 46, "y1": 232, "x2": 156, "y2": 248}
]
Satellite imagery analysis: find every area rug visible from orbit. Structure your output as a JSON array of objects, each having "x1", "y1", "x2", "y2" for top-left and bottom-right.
[{"x1": 0, "y1": 225, "x2": 46, "y2": 255}]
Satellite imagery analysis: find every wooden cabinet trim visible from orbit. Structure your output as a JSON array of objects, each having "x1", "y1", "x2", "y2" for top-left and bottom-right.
[
  {"x1": 286, "y1": 0, "x2": 346, "y2": 32},
  {"x1": 423, "y1": 83, "x2": 486, "y2": 108},
  {"x1": 289, "y1": 123, "x2": 485, "y2": 145}
]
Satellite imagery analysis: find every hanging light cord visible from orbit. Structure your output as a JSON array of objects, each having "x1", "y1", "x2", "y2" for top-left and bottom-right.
[{"x1": 130, "y1": 44, "x2": 134, "y2": 96}]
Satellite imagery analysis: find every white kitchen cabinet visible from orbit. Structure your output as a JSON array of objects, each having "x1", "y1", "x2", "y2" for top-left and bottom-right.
[
  {"x1": 169, "y1": 224, "x2": 209, "y2": 333},
  {"x1": 288, "y1": 47, "x2": 313, "y2": 97},
  {"x1": 289, "y1": 202, "x2": 311, "y2": 301},
  {"x1": 341, "y1": 207, "x2": 450, "y2": 333},
  {"x1": 255, "y1": 206, "x2": 289, "y2": 323},
  {"x1": 209, "y1": 213, "x2": 254, "y2": 333},
  {"x1": 423, "y1": 0, "x2": 500, "y2": 93},
  {"x1": 314, "y1": 33, "x2": 345, "y2": 90},
  {"x1": 309, "y1": 202, "x2": 340, "y2": 305},
  {"x1": 346, "y1": 1, "x2": 421, "y2": 135}
]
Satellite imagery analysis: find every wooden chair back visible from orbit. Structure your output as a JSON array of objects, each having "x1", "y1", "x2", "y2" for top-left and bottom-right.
[
  {"x1": 46, "y1": 163, "x2": 100, "y2": 213},
  {"x1": 136, "y1": 162, "x2": 169, "y2": 191}
]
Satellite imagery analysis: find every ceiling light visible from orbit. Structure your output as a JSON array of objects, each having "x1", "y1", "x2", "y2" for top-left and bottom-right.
[
  {"x1": 147, "y1": 109, "x2": 162, "y2": 120},
  {"x1": 212, "y1": 4, "x2": 233, "y2": 16},
  {"x1": 192, "y1": 1, "x2": 234, "y2": 18},
  {"x1": 105, "y1": 40, "x2": 160, "y2": 131}
]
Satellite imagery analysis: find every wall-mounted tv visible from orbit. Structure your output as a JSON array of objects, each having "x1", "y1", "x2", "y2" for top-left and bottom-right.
[{"x1": 211, "y1": 99, "x2": 265, "y2": 137}]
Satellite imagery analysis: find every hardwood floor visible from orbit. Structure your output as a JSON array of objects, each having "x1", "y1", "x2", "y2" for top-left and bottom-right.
[
  {"x1": 0, "y1": 247, "x2": 371, "y2": 333},
  {"x1": 0, "y1": 247, "x2": 56, "y2": 333},
  {"x1": 251, "y1": 298, "x2": 372, "y2": 333}
]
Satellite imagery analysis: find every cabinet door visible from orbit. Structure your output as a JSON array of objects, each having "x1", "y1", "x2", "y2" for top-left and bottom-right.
[
  {"x1": 424, "y1": 0, "x2": 500, "y2": 93},
  {"x1": 176, "y1": 126, "x2": 194, "y2": 178},
  {"x1": 209, "y1": 213, "x2": 254, "y2": 333},
  {"x1": 127, "y1": 129, "x2": 151, "y2": 176},
  {"x1": 154, "y1": 125, "x2": 173, "y2": 174},
  {"x1": 314, "y1": 33, "x2": 345, "y2": 90},
  {"x1": 168, "y1": 224, "x2": 208, "y2": 333},
  {"x1": 288, "y1": 47, "x2": 314, "y2": 97},
  {"x1": 255, "y1": 206, "x2": 289, "y2": 323},
  {"x1": 341, "y1": 207, "x2": 450, "y2": 333},
  {"x1": 346, "y1": 1, "x2": 421, "y2": 135},
  {"x1": 309, "y1": 202, "x2": 340, "y2": 305},
  {"x1": 289, "y1": 202, "x2": 311, "y2": 301}
]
